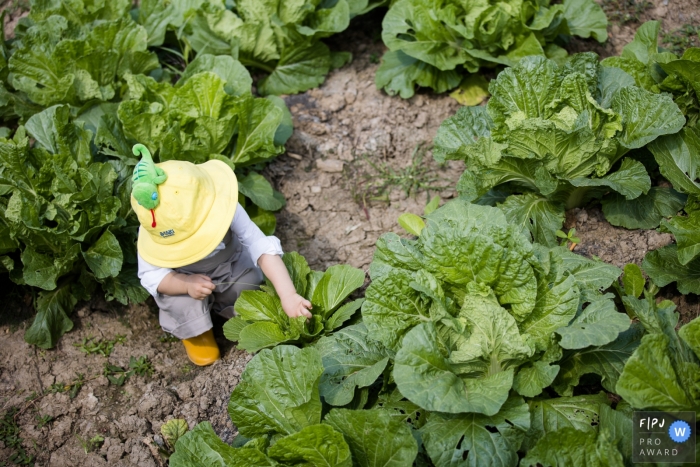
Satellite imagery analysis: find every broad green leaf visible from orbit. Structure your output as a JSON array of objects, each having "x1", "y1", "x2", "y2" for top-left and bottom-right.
[
  {"x1": 231, "y1": 94, "x2": 284, "y2": 166},
  {"x1": 561, "y1": 0, "x2": 608, "y2": 42},
  {"x1": 82, "y1": 230, "x2": 123, "y2": 279},
  {"x1": 24, "y1": 285, "x2": 77, "y2": 350},
  {"x1": 170, "y1": 422, "x2": 275, "y2": 467},
  {"x1": 238, "y1": 172, "x2": 286, "y2": 211},
  {"x1": 662, "y1": 211, "x2": 700, "y2": 265},
  {"x1": 421, "y1": 396, "x2": 530, "y2": 467},
  {"x1": 228, "y1": 346, "x2": 323, "y2": 437},
  {"x1": 237, "y1": 321, "x2": 293, "y2": 353},
  {"x1": 311, "y1": 264, "x2": 365, "y2": 319},
  {"x1": 325, "y1": 298, "x2": 364, "y2": 332},
  {"x1": 257, "y1": 41, "x2": 331, "y2": 96},
  {"x1": 316, "y1": 324, "x2": 393, "y2": 406},
  {"x1": 556, "y1": 299, "x2": 630, "y2": 349},
  {"x1": 268, "y1": 424, "x2": 351, "y2": 467},
  {"x1": 223, "y1": 316, "x2": 250, "y2": 343},
  {"x1": 553, "y1": 323, "x2": 644, "y2": 396},
  {"x1": 397, "y1": 213, "x2": 425, "y2": 236},
  {"x1": 234, "y1": 290, "x2": 287, "y2": 327},
  {"x1": 679, "y1": 318, "x2": 700, "y2": 360},
  {"x1": 282, "y1": 251, "x2": 310, "y2": 297},
  {"x1": 375, "y1": 50, "x2": 461, "y2": 99},
  {"x1": 524, "y1": 393, "x2": 609, "y2": 452},
  {"x1": 611, "y1": 86, "x2": 685, "y2": 149},
  {"x1": 521, "y1": 427, "x2": 624, "y2": 467},
  {"x1": 622, "y1": 263, "x2": 645, "y2": 298},
  {"x1": 21, "y1": 244, "x2": 81, "y2": 291},
  {"x1": 324, "y1": 409, "x2": 418, "y2": 467},
  {"x1": 649, "y1": 126, "x2": 700, "y2": 196},
  {"x1": 643, "y1": 244, "x2": 700, "y2": 294},
  {"x1": 602, "y1": 187, "x2": 687, "y2": 230},
  {"x1": 181, "y1": 54, "x2": 252, "y2": 97},
  {"x1": 616, "y1": 333, "x2": 694, "y2": 410},
  {"x1": 568, "y1": 158, "x2": 651, "y2": 200},
  {"x1": 498, "y1": 193, "x2": 565, "y2": 247},
  {"x1": 596, "y1": 66, "x2": 635, "y2": 108},
  {"x1": 513, "y1": 361, "x2": 560, "y2": 398},
  {"x1": 559, "y1": 249, "x2": 622, "y2": 296}
]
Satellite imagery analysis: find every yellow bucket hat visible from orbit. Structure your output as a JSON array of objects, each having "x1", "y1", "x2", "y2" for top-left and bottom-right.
[{"x1": 130, "y1": 145, "x2": 238, "y2": 269}]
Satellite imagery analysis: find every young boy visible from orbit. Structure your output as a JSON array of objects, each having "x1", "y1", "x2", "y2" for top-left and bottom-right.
[{"x1": 130, "y1": 145, "x2": 312, "y2": 366}]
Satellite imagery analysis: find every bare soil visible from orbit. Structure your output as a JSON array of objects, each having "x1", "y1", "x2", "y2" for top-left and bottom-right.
[{"x1": 1, "y1": 4, "x2": 699, "y2": 467}]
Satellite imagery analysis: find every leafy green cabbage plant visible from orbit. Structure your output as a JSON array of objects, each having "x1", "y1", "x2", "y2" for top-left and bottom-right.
[
  {"x1": 0, "y1": 106, "x2": 148, "y2": 349},
  {"x1": 434, "y1": 53, "x2": 686, "y2": 245},
  {"x1": 223, "y1": 252, "x2": 365, "y2": 352},
  {"x1": 137, "y1": 0, "x2": 382, "y2": 96},
  {"x1": 170, "y1": 345, "x2": 419, "y2": 467},
  {"x1": 376, "y1": 0, "x2": 608, "y2": 98},
  {"x1": 3, "y1": 0, "x2": 160, "y2": 120},
  {"x1": 357, "y1": 199, "x2": 640, "y2": 464}
]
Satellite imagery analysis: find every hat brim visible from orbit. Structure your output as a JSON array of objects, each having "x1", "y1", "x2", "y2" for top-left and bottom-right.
[{"x1": 136, "y1": 160, "x2": 238, "y2": 269}]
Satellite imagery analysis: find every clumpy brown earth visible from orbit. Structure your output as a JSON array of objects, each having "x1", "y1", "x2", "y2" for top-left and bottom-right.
[{"x1": 1, "y1": 3, "x2": 700, "y2": 466}]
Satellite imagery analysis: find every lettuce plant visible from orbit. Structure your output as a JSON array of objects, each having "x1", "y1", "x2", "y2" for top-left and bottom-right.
[
  {"x1": 137, "y1": 0, "x2": 380, "y2": 96},
  {"x1": 376, "y1": 0, "x2": 608, "y2": 98},
  {"x1": 434, "y1": 53, "x2": 686, "y2": 245},
  {"x1": 169, "y1": 345, "x2": 418, "y2": 466},
  {"x1": 5, "y1": 0, "x2": 160, "y2": 119},
  {"x1": 0, "y1": 106, "x2": 148, "y2": 349},
  {"x1": 223, "y1": 252, "x2": 365, "y2": 352}
]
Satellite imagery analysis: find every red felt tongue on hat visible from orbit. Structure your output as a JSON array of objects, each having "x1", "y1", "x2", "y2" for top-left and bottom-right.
[{"x1": 150, "y1": 209, "x2": 156, "y2": 228}]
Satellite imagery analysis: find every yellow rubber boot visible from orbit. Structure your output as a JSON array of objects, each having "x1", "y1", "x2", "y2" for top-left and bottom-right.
[{"x1": 182, "y1": 329, "x2": 220, "y2": 366}]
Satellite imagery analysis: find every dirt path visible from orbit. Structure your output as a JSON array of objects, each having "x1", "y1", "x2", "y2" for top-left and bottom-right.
[{"x1": 0, "y1": 5, "x2": 699, "y2": 467}]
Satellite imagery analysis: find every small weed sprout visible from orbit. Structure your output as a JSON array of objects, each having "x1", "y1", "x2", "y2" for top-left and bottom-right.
[
  {"x1": 74, "y1": 335, "x2": 127, "y2": 357},
  {"x1": 556, "y1": 228, "x2": 581, "y2": 250},
  {"x1": 76, "y1": 434, "x2": 104, "y2": 454},
  {"x1": 35, "y1": 414, "x2": 53, "y2": 429},
  {"x1": 0, "y1": 408, "x2": 35, "y2": 465},
  {"x1": 601, "y1": 0, "x2": 652, "y2": 24},
  {"x1": 662, "y1": 25, "x2": 700, "y2": 55}
]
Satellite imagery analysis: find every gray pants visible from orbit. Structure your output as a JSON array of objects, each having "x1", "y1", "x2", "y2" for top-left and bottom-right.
[{"x1": 154, "y1": 231, "x2": 263, "y2": 339}]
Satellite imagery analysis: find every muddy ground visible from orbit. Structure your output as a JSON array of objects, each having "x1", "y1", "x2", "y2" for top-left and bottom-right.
[{"x1": 1, "y1": 3, "x2": 700, "y2": 467}]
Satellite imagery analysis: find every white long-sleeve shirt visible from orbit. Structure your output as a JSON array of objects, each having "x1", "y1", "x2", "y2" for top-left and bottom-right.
[{"x1": 137, "y1": 203, "x2": 283, "y2": 296}]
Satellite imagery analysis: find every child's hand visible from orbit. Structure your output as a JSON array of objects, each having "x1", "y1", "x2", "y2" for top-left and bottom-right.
[
  {"x1": 280, "y1": 293, "x2": 313, "y2": 319},
  {"x1": 183, "y1": 274, "x2": 215, "y2": 300}
]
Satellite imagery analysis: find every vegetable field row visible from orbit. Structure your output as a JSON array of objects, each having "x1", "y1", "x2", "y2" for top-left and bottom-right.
[{"x1": 1, "y1": 0, "x2": 699, "y2": 466}]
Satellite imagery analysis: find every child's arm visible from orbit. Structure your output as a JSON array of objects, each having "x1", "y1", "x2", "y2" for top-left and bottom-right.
[
  {"x1": 258, "y1": 253, "x2": 313, "y2": 319},
  {"x1": 157, "y1": 272, "x2": 215, "y2": 300}
]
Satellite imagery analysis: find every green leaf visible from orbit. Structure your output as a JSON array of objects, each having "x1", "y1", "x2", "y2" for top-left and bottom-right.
[
  {"x1": 568, "y1": 158, "x2": 651, "y2": 200},
  {"x1": 622, "y1": 263, "x2": 645, "y2": 298},
  {"x1": 316, "y1": 323, "x2": 392, "y2": 406},
  {"x1": 170, "y1": 422, "x2": 275, "y2": 467},
  {"x1": 228, "y1": 346, "x2": 323, "y2": 437},
  {"x1": 521, "y1": 427, "x2": 624, "y2": 467},
  {"x1": 397, "y1": 213, "x2": 425, "y2": 236},
  {"x1": 268, "y1": 424, "x2": 351, "y2": 467},
  {"x1": 513, "y1": 361, "x2": 560, "y2": 398},
  {"x1": 181, "y1": 54, "x2": 252, "y2": 97},
  {"x1": 616, "y1": 333, "x2": 695, "y2": 410},
  {"x1": 662, "y1": 210, "x2": 700, "y2": 265},
  {"x1": 237, "y1": 321, "x2": 292, "y2": 352},
  {"x1": 376, "y1": 50, "x2": 461, "y2": 99},
  {"x1": 311, "y1": 264, "x2": 365, "y2": 319},
  {"x1": 561, "y1": 0, "x2": 608, "y2": 42},
  {"x1": 643, "y1": 244, "x2": 700, "y2": 294},
  {"x1": 238, "y1": 172, "x2": 286, "y2": 211},
  {"x1": 257, "y1": 41, "x2": 331, "y2": 96},
  {"x1": 524, "y1": 393, "x2": 609, "y2": 452},
  {"x1": 556, "y1": 299, "x2": 630, "y2": 349},
  {"x1": 649, "y1": 126, "x2": 700, "y2": 196},
  {"x1": 553, "y1": 324, "x2": 643, "y2": 396},
  {"x1": 679, "y1": 317, "x2": 700, "y2": 360},
  {"x1": 421, "y1": 396, "x2": 530, "y2": 467},
  {"x1": 282, "y1": 251, "x2": 311, "y2": 297},
  {"x1": 424, "y1": 195, "x2": 440, "y2": 215},
  {"x1": 24, "y1": 284, "x2": 77, "y2": 349},
  {"x1": 611, "y1": 86, "x2": 685, "y2": 149},
  {"x1": 449, "y1": 74, "x2": 490, "y2": 106},
  {"x1": 499, "y1": 193, "x2": 565, "y2": 247},
  {"x1": 231, "y1": 94, "x2": 284, "y2": 166},
  {"x1": 324, "y1": 409, "x2": 418, "y2": 467},
  {"x1": 325, "y1": 298, "x2": 364, "y2": 331},
  {"x1": 602, "y1": 187, "x2": 687, "y2": 229},
  {"x1": 82, "y1": 230, "x2": 123, "y2": 279},
  {"x1": 559, "y1": 248, "x2": 622, "y2": 297}
]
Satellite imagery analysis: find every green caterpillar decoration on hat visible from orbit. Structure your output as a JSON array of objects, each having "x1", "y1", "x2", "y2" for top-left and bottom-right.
[{"x1": 131, "y1": 144, "x2": 167, "y2": 227}]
